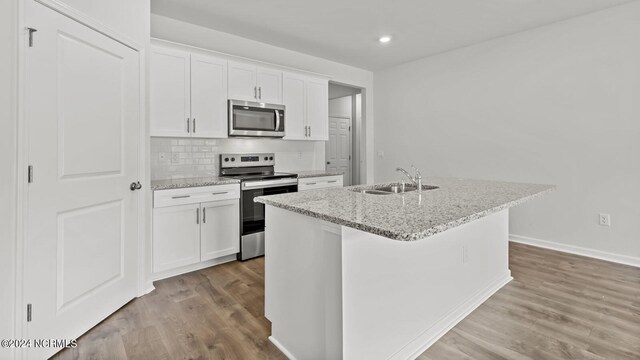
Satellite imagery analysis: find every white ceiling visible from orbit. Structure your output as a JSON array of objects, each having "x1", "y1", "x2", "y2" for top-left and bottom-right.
[{"x1": 151, "y1": 0, "x2": 635, "y2": 70}]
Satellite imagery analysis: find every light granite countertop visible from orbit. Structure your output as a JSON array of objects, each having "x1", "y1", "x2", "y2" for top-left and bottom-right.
[
  {"x1": 295, "y1": 170, "x2": 344, "y2": 179},
  {"x1": 151, "y1": 176, "x2": 240, "y2": 190},
  {"x1": 255, "y1": 177, "x2": 554, "y2": 241}
]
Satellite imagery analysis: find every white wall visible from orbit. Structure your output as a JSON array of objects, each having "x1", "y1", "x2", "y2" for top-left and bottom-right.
[
  {"x1": 0, "y1": 0, "x2": 17, "y2": 357},
  {"x1": 374, "y1": 2, "x2": 640, "y2": 261},
  {"x1": 150, "y1": 14, "x2": 375, "y2": 183}
]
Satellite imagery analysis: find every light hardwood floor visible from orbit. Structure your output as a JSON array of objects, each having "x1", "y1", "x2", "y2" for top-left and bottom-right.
[{"x1": 52, "y1": 242, "x2": 640, "y2": 359}]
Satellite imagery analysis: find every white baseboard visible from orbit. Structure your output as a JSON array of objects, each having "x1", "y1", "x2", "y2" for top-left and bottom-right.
[
  {"x1": 399, "y1": 273, "x2": 513, "y2": 360},
  {"x1": 269, "y1": 336, "x2": 298, "y2": 360},
  {"x1": 510, "y1": 234, "x2": 640, "y2": 268}
]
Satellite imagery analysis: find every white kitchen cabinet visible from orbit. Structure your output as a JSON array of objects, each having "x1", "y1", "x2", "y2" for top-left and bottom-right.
[
  {"x1": 152, "y1": 184, "x2": 240, "y2": 277},
  {"x1": 306, "y1": 77, "x2": 329, "y2": 140},
  {"x1": 283, "y1": 74, "x2": 329, "y2": 141},
  {"x1": 282, "y1": 72, "x2": 306, "y2": 140},
  {"x1": 228, "y1": 61, "x2": 282, "y2": 103},
  {"x1": 152, "y1": 203, "x2": 201, "y2": 273},
  {"x1": 150, "y1": 47, "x2": 191, "y2": 137},
  {"x1": 191, "y1": 54, "x2": 228, "y2": 138},
  {"x1": 151, "y1": 46, "x2": 228, "y2": 138},
  {"x1": 298, "y1": 175, "x2": 343, "y2": 191},
  {"x1": 201, "y1": 199, "x2": 240, "y2": 261}
]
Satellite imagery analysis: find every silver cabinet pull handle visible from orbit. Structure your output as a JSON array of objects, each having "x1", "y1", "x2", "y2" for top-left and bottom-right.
[
  {"x1": 254, "y1": 86, "x2": 257, "y2": 99},
  {"x1": 196, "y1": 208, "x2": 200, "y2": 225},
  {"x1": 258, "y1": 86, "x2": 262, "y2": 99},
  {"x1": 309, "y1": 126, "x2": 311, "y2": 137},
  {"x1": 211, "y1": 191, "x2": 228, "y2": 195},
  {"x1": 328, "y1": 180, "x2": 338, "y2": 183},
  {"x1": 193, "y1": 118, "x2": 196, "y2": 133},
  {"x1": 305, "y1": 182, "x2": 317, "y2": 186},
  {"x1": 171, "y1": 195, "x2": 190, "y2": 199},
  {"x1": 187, "y1": 118, "x2": 190, "y2": 133},
  {"x1": 203, "y1": 207, "x2": 206, "y2": 223}
]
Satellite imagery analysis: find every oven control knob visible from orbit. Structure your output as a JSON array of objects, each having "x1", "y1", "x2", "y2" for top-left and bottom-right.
[
  {"x1": 224, "y1": 157, "x2": 229, "y2": 162},
  {"x1": 269, "y1": 156, "x2": 273, "y2": 160},
  {"x1": 231, "y1": 157, "x2": 235, "y2": 162},
  {"x1": 264, "y1": 156, "x2": 268, "y2": 161}
]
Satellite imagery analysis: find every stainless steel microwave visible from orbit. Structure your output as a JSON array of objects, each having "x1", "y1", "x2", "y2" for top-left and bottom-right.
[{"x1": 228, "y1": 100, "x2": 285, "y2": 138}]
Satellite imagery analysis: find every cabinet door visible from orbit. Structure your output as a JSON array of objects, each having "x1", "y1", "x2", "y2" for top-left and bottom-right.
[
  {"x1": 201, "y1": 199, "x2": 240, "y2": 261},
  {"x1": 191, "y1": 54, "x2": 228, "y2": 138},
  {"x1": 150, "y1": 46, "x2": 191, "y2": 137},
  {"x1": 153, "y1": 204, "x2": 201, "y2": 273},
  {"x1": 306, "y1": 77, "x2": 329, "y2": 140},
  {"x1": 257, "y1": 66, "x2": 282, "y2": 104},
  {"x1": 282, "y1": 72, "x2": 306, "y2": 140},
  {"x1": 228, "y1": 61, "x2": 257, "y2": 102}
]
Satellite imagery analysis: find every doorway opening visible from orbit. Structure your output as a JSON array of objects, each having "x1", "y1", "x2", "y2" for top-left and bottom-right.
[{"x1": 326, "y1": 82, "x2": 363, "y2": 186}]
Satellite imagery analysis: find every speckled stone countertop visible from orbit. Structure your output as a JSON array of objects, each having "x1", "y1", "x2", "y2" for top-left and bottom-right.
[
  {"x1": 296, "y1": 170, "x2": 344, "y2": 179},
  {"x1": 255, "y1": 177, "x2": 554, "y2": 241},
  {"x1": 151, "y1": 176, "x2": 240, "y2": 190}
]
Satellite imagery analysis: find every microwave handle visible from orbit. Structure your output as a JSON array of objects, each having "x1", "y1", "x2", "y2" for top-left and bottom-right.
[{"x1": 275, "y1": 110, "x2": 281, "y2": 131}]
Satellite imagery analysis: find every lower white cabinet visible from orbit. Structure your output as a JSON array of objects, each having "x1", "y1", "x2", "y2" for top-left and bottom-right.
[
  {"x1": 152, "y1": 184, "x2": 240, "y2": 275},
  {"x1": 298, "y1": 175, "x2": 344, "y2": 191},
  {"x1": 201, "y1": 199, "x2": 240, "y2": 261},
  {"x1": 153, "y1": 203, "x2": 201, "y2": 273}
]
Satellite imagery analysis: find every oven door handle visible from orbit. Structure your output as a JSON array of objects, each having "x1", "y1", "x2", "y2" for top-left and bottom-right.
[{"x1": 242, "y1": 178, "x2": 298, "y2": 190}]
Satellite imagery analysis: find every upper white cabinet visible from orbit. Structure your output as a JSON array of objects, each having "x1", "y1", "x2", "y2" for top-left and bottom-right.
[
  {"x1": 150, "y1": 47, "x2": 191, "y2": 137},
  {"x1": 228, "y1": 61, "x2": 282, "y2": 104},
  {"x1": 282, "y1": 72, "x2": 306, "y2": 140},
  {"x1": 191, "y1": 54, "x2": 228, "y2": 138},
  {"x1": 283, "y1": 73, "x2": 329, "y2": 141},
  {"x1": 150, "y1": 46, "x2": 228, "y2": 138},
  {"x1": 306, "y1": 77, "x2": 329, "y2": 141}
]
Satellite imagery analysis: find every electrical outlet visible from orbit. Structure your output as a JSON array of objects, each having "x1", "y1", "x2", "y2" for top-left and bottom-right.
[
  {"x1": 377, "y1": 150, "x2": 385, "y2": 158},
  {"x1": 599, "y1": 213, "x2": 611, "y2": 227},
  {"x1": 159, "y1": 152, "x2": 167, "y2": 161},
  {"x1": 171, "y1": 153, "x2": 180, "y2": 164},
  {"x1": 298, "y1": 152, "x2": 303, "y2": 159}
]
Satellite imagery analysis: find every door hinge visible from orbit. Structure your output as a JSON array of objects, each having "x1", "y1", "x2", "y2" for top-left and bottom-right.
[
  {"x1": 349, "y1": 126, "x2": 351, "y2": 131},
  {"x1": 27, "y1": 165, "x2": 33, "y2": 183},
  {"x1": 27, "y1": 304, "x2": 32, "y2": 322},
  {"x1": 27, "y1": 27, "x2": 37, "y2": 47},
  {"x1": 349, "y1": 155, "x2": 351, "y2": 160}
]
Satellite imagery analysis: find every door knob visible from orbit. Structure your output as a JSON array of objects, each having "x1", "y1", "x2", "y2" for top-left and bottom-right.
[
  {"x1": 130, "y1": 181, "x2": 142, "y2": 191},
  {"x1": 326, "y1": 162, "x2": 331, "y2": 164}
]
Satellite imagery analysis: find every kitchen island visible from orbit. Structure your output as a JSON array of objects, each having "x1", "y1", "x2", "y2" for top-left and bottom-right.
[{"x1": 256, "y1": 177, "x2": 553, "y2": 360}]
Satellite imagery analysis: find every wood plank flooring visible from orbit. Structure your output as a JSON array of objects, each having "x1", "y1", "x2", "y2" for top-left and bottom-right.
[{"x1": 52, "y1": 243, "x2": 640, "y2": 359}]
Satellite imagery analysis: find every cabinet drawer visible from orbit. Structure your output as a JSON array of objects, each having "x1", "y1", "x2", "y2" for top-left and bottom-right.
[
  {"x1": 154, "y1": 184, "x2": 240, "y2": 208},
  {"x1": 298, "y1": 175, "x2": 343, "y2": 191}
]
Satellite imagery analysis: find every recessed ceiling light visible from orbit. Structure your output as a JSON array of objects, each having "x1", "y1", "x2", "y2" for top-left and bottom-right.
[{"x1": 379, "y1": 36, "x2": 392, "y2": 44}]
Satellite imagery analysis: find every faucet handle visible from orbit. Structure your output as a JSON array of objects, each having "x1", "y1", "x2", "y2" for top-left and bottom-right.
[{"x1": 411, "y1": 164, "x2": 422, "y2": 178}]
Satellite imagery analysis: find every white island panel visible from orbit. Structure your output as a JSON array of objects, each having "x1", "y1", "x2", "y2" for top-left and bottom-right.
[{"x1": 265, "y1": 205, "x2": 512, "y2": 360}]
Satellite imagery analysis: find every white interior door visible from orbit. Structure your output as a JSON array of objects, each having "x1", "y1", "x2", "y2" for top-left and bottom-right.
[
  {"x1": 24, "y1": 3, "x2": 140, "y2": 358},
  {"x1": 191, "y1": 53, "x2": 228, "y2": 138},
  {"x1": 326, "y1": 117, "x2": 352, "y2": 185},
  {"x1": 150, "y1": 46, "x2": 191, "y2": 137}
]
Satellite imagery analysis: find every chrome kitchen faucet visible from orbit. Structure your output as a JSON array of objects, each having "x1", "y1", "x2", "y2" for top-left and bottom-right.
[{"x1": 396, "y1": 165, "x2": 423, "y2": 192}]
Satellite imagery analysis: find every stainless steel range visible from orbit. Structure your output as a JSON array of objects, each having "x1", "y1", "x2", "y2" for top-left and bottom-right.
[{"x1": 220, "y1": 153, "x2": 297, "y2": 261}]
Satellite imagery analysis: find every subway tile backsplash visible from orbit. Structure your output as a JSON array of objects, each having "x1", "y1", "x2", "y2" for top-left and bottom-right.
[{"x1": 150, "y1": 137, "x2": 324, "y2": 180}]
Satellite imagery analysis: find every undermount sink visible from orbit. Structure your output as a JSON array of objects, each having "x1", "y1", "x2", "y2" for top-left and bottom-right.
[{"x1": 354, "y1": 183, "x2": 439, "y2": 195}]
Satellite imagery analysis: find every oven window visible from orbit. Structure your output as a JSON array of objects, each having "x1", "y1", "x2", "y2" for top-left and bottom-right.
[
  {"x1": 241, "y1": 184, "x2": 297, "y2": 235},
  {"x1": 234, "y1": 107, "x2": 276, "y2": 131}
]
